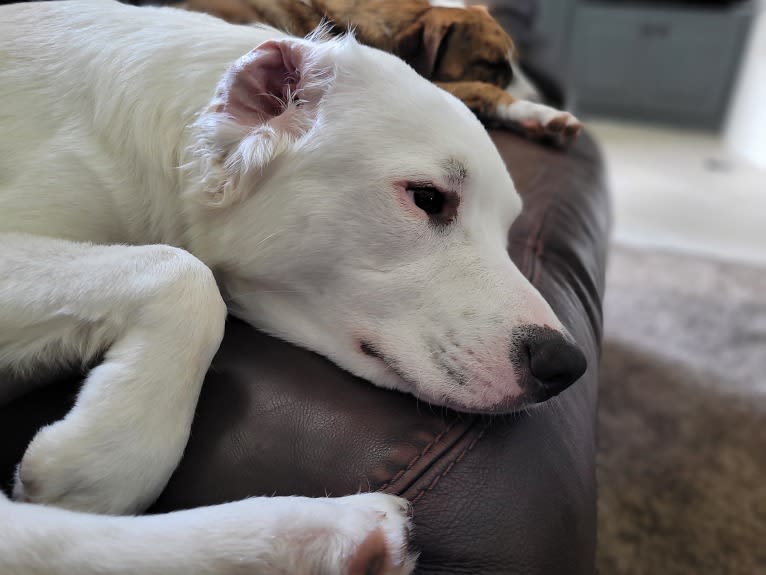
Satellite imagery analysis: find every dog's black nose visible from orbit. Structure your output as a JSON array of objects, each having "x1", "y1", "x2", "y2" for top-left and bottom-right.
[{"x1": 516, "y1": 327, "x2": 587, "y2": 402}]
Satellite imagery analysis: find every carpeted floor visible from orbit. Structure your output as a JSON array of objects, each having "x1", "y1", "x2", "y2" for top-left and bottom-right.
[{"x1": 597, "y1": 244, "x2": 766, "y2": 575}]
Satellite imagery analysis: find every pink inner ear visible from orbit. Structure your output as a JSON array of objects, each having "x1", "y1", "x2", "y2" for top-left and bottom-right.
[{"x1": 220, "y1": 40, "x2": 305, "y2": 127}]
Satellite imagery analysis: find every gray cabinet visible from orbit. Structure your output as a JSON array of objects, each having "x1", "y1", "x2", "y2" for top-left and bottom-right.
[{"x1": 568, "y1": 2, "x2": 754, "y2": 129}]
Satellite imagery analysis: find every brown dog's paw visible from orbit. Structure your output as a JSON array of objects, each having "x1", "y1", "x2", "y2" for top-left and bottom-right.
[{"x1": 497, "y1": 101, "x2": 582, "y2": 142}]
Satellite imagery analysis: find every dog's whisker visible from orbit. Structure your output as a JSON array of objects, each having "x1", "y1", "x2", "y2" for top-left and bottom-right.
[{"x1": 251, "y1": 231, "x2": 281, "y2": 249}]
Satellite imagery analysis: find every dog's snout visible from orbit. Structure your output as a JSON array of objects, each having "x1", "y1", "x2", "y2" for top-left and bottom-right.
[{"x1": 514, "y1": 326, "x2": 587, "y2": 402}]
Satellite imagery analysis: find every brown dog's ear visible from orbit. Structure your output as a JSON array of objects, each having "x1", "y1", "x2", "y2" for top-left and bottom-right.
[{"x1": 394, "y1": 13, "x2": 454, "y2": 79}]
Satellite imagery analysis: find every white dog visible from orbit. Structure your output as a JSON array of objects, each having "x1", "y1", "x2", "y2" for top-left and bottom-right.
[{"x1": 0, "y1": 1, "x2": 586, "y2": 573}]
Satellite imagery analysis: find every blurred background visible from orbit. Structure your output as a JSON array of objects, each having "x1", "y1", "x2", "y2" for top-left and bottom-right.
[{"x1": 486, "y1": 0, "x2": 765, "y2": 266}]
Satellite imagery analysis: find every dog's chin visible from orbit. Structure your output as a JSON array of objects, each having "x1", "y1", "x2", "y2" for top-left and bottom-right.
[
  {"x1": 425, "y1": 395, "x2": 530, "y2": 415},
  {"x1": 376, "y1": 368, "x2": 529, "y2": 415},
  {"x1": 357, "y1": 344, "x2": 528, "y2": 415}
]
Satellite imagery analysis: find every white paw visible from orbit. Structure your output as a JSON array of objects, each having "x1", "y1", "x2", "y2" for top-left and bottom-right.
[
  {"x1": 13, "y1": 408, "x2": 184, "y2": 514},
  {"x1": 272, "y1": 493, "x2": 417, "y2": 575},
  {"x1": 496, "y1": 100, "x2": 582, "y2": 140},
  {"x1": 168, "y1": 493, "x2": 416, "y2": 574},
  {"x1": 336, "y1": 493, "x2": 416, "y2": 575}
]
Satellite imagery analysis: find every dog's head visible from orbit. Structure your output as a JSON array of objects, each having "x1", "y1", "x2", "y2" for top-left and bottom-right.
[
  {"x1": 394, "y1": 5, "x2": 514, "y2": 89},
  {"x1": 186, "y1": 33, "x2": 585, "y2": 413}
]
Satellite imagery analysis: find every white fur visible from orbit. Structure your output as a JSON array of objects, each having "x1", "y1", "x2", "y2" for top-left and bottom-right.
[
  {"x1": 0, "y1": 1, "x2": 573, "y2": 572},
  {"x1": 428, "y1": 0, "x2": 467, "y2": 7},
  {"x1": 428, "y1": 0, "x2": 465, "y2": 8}
]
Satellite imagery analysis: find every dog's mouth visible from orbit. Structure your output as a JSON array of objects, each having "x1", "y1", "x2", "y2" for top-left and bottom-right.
[
  {"x1": 360, "y1": 341, "x2": 409, "y2": 382},
  {"x1": 360, "y1": 340, "x2": 443, "y2": 402}
]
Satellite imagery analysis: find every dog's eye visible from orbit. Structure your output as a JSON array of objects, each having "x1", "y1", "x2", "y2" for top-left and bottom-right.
[{"x1": 411, "y1": 186, "x2": 445, "y2": 215}]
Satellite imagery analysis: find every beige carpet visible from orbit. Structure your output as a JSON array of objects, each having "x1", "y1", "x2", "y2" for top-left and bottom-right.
[{"x1": 597, "y1": 245, "x2": 766, "y2": 575}]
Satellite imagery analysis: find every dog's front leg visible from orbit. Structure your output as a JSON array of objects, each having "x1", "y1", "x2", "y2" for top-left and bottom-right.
[
  {"x1": 0, "y1": 492, "x2": 415, "y2": 575},
  {"x1": 436, "y1": 80, "x2": 582, "y2": 141},
  {"x1": 0, "y1": 233, "x2": 227, "y2": 514}
]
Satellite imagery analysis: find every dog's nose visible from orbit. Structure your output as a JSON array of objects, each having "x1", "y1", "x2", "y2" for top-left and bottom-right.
[{"x1": 520, "y1": 328, "x2": 587, "y2": 401}]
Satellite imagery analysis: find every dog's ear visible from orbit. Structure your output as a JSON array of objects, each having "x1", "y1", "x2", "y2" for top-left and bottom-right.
[
  {"x1": 195, "y1": 39, "x2": 332, "y2": 207},
  {"x1": 394, "y1": 11, "x2": 454, "y2": 79},
  {"x1": 219, "y1": 39, "x2": 312, "y2": 131}
]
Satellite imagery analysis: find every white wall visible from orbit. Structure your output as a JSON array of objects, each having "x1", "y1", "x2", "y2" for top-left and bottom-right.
[{"x1": 725, "y1": 2, "x2": 766, "y2": 168}]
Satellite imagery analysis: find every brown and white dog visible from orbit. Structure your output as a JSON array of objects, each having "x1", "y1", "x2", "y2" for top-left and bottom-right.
[{"x1": 181, "y1": 0, "x2": 583, "y2": 139}]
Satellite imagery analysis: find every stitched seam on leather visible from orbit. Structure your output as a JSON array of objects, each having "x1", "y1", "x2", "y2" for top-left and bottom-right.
[
  {"x1": 517, "y1": 167, "x2": 550, "y2": 284},
  {"x1": 410, "y1": 421, "x2": 489, "y2": 504},
  {"x1": 527, "y1": 155, "x2": 603, "y2": 287},
  {"x1": 522, "y1": 164, "x2": 608, "y2": 343},
  {"x1": 378, "y1": 420, "x2": 459, "y2": 492},
  {"x1": 530, "y1": 199, "x2": 552, "y2": 285}
]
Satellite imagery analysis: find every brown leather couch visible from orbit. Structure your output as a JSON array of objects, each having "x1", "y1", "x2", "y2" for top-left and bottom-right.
[{"x1": 1, "y1": 128, "x2": 609, "y2": 574}]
